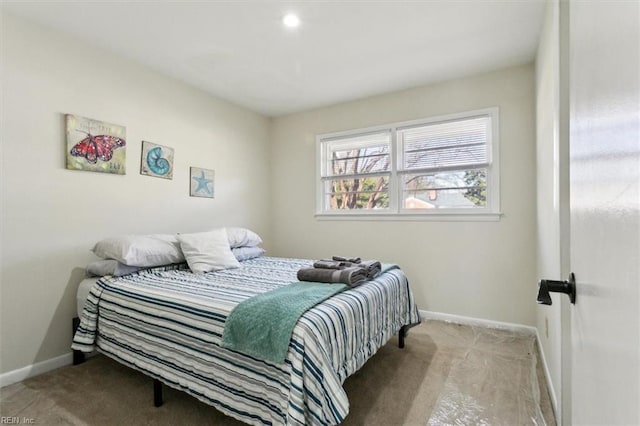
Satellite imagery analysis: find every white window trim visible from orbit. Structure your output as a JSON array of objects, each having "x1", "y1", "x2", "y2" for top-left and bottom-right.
[{"x1": 316, "y1": 107, "x2": 502, "y2": 221}]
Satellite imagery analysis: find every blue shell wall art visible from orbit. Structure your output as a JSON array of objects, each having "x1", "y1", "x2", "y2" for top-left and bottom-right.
[{"x1": 140, "y1": 141, "x2": 174, "y2": 179}]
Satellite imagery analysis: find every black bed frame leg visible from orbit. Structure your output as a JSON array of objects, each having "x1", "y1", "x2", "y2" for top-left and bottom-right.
[
  {"x1": 398, "y1": 325, "x2": 407, "y2": 349},
  {"x1": 73, "y1": 350, "x2": 85, "y2": 365},
  {"x1": 154, "y1": 379, "x2": 164, "y2": 407},
  {"x1": 72, "y1": 317, "x2": 85, "y2": 365}
]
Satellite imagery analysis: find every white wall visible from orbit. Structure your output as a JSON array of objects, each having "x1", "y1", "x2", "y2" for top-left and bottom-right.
[
  {"x1": 0, "y1": 13, "x2": 271, "y2": 374},
  {"x1": 1, "y1": 11, "x2": 541, "y2": 379},
  {"x1": 535, "y1": 0, "x2": 562, "y2": 417},
  {"x1": 270, "y1": 65, "x2": 537, "y2": 326}
]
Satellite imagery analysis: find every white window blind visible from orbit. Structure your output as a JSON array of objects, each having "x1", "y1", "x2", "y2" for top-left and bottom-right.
[{"x1": 399, "y1": 116, "x2": 490, "y2": 172}]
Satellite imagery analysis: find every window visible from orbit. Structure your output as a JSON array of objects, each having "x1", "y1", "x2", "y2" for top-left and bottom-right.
[
  {"x1": 320, "y1": 130, "x2": 391, "y2": 211},
  {"x1": 316, "y1": 108, "x2": 500, "y2": 220}
]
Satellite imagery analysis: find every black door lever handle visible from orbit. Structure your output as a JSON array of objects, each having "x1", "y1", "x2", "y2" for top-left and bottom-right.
[{"x1": 537, "y1": 273, "x2": 576, "y2": 305}]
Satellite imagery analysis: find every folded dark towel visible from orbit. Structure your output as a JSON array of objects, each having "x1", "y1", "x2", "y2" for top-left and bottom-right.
[
  {"x1": 360, "y1": 260, "x2": 382, "y2": 279},
  {"x1": 297, "y1": 266, "x2": 368, "y2": 287},
  {"x1": 332, "y1": 255, "x2": 361, "y2": 264},
  {"x1": 313, "y1": 259, "x2": 356, "y2": 269}
]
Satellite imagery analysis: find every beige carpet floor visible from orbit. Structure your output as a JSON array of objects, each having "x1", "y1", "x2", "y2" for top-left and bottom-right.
[{"x1": 1, "y1": 320, "x2": 556, "y2": 425}]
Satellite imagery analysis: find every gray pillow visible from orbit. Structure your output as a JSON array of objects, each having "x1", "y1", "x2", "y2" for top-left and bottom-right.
[
  {"x1": 86, "y1": 259, "x2": 146, "y2": 277},
  {"x1": 232, "y1": 246, "x2": 266, "y2": 261}
]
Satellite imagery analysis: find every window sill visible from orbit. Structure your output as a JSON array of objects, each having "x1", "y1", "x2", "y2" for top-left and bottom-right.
[{"x1": 315, "y1": 212, "x2": 503, "y2": 222}]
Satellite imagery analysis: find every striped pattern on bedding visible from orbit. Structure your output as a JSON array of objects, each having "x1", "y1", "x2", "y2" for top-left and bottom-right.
[{"x1": 72, "y1": 257, "x2": 421, "y2": 425}]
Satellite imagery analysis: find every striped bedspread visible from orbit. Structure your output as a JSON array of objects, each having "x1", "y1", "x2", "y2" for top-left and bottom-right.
[{"x1": 72, "y1": 257, "x2": 421, "y2": 425}]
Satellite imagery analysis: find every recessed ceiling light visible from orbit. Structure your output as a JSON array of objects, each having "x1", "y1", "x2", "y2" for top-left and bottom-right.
[{"x1": 282, "y1": 13, "x2": 300, "y2": 28}]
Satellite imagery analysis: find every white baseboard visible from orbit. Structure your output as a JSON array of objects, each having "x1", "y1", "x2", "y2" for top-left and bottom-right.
[
  {"x1": 0, "y1": 352, "x2": 73, "y2": 388},
  {"x1": 534, "y1": 328, "x2": 560, "y2": 423},
  {"x1": 419, "y1": 309, "x2": 537, "y2": 335}
]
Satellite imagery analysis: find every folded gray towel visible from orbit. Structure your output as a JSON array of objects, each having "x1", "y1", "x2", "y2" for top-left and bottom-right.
[
  {"x1": 360, "y1": 260, "x2": 382, "y2": 279},
  {"x1": 332, "y1": 255, "x2": 361, "y2": 264},
  {"x1": 313, "y1": 259, "x2": 356, "y2": 269},
  {"x1": 297, "y1": 266, "x2": 368, "y2": 287}
]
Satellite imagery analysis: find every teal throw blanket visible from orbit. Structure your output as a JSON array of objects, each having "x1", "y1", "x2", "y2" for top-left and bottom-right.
[{"x1": 221, "y1": 282, "x2": 348, "y2": 364}]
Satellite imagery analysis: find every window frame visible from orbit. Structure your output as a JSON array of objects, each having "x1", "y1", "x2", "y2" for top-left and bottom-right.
[{"x1": 316, "y1": 107, "x2": 501, "y2": 221}]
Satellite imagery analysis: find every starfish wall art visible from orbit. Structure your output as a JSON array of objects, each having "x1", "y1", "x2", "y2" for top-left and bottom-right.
[{"x1": 190, "y1": 167, "x2": 215, "y2": 198}]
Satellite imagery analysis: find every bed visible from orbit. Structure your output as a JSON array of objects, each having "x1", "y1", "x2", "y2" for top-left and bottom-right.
[{"x1": 72, "y1": 255, "x2": 420, "y2": 425}]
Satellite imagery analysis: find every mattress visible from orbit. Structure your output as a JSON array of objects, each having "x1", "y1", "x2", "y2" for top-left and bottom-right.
[
  {"x1": 73, "y1": 256, "x2": 420, "y2": 425},
  {"x1": 76, "y1": 277, "x2": 100, "y2": 318}
]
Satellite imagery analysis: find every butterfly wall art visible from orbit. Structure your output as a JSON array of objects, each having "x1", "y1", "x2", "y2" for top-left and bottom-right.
[
  {"x1": 66, "y1": 114, "x2": 126, "y2": 174},
  {"x1": 140, "y1": 141, "x2": 174, "y2": 179}
]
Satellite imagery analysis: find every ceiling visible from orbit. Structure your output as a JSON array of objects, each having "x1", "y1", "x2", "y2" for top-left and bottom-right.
[{"x1": 1, "y1": 1, "x2": 546, "y2": 117}]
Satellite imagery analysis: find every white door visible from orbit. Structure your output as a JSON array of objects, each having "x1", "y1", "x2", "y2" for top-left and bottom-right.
[{"x1": 568, "y1": 1, "x2": 639, "y2": 424}]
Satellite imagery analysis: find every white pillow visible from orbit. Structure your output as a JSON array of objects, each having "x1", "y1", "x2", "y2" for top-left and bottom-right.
[
  {"x1": 224, "y1": 227, "x2": 263, "y2": 248},
  {"x1": 92, "y1": 234, "x2": 184, "y2": 267},
  {"x1": 178, "y1": 229, "x2": 240, "y2": 273}
]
